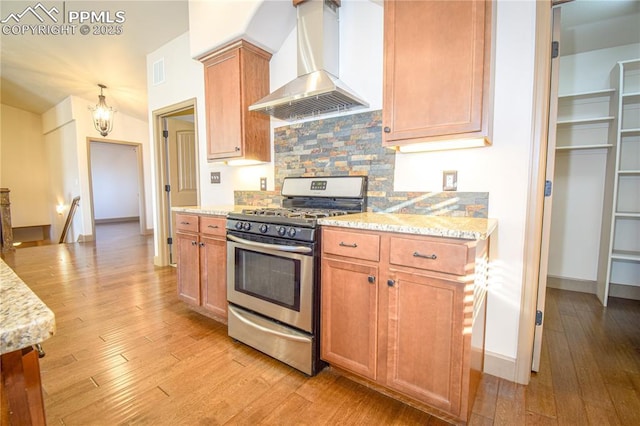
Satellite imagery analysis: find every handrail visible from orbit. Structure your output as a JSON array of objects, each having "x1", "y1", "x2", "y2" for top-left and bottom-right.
[{"x1": 59, "y1": 196, "x2": 80, "y2": 244}]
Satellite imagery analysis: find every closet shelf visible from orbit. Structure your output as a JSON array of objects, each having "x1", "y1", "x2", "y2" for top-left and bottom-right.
[
  {"x1": 556, "y1": 116, "x2": 615, "y2": 125},
  {"x1": 555, "y1": 144, "x2": 613, "y2": 151},
  {"x1": 617, "y1": 170, "x2": 640, "y2": 175},
  {"x1": 611, "y1": 250, "x2": 640, "y2": 262},
  {"x1": 620, "y1": 128, "x2": 640, "y2": 135},
  {"x1": 558, "y1": 88, "x2": 615, "y2": 99},
  {"x1": 614, "y1": 212, "x2": 640, "y2": 218}
]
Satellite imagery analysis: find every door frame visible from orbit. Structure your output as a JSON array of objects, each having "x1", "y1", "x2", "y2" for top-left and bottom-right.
[
  {"x1": 152, "y1": 98, "x2": 199, "y2": 267},
  {"x1": 531, "y1": 6, "x2": 562, "y2": 372},
  {"x1": 513, "y1": 0, "x2": 555, "y2": 385},
  {"x1": 86, "y1": 138, "x2": 147, "y2": 238}
]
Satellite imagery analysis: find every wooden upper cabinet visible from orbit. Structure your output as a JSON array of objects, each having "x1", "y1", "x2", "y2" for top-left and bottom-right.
[
  {"x1": 382, "y1": 0, "x2": 493, "y2": 148},
  {"x1": 199, "y1": 40, "x2": 272, "y2": 163}
]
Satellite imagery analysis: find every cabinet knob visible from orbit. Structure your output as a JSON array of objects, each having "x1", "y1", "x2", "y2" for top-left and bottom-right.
[
  {"x1": 199, "y1": 242, "x2": 205, "y2": 247},
  {"x1": 387, "y1": 279, "x2": 395, "y2": 287},
  {"x1": 383, "y1": 126, "x2": 391, "y2": 133},
  {"x1": 235, "y1": 146, "x2": 241, "y2": 151},
  {"x1": 191, "y1": 241, "x2": 197, "y2": 246},
  {"x1": 367, "y1": 275, "x2": 375, "y2": 284}
]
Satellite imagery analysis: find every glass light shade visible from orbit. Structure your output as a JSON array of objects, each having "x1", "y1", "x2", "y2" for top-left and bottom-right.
[{"x1": 89, "y1": 85, "x2": 115, "y2": 137}]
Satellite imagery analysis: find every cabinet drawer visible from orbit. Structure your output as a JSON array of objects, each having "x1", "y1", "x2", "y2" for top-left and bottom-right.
[
  {"x1": 175, "y1": 214, "x2": 199, "y2": 233},
  {"x1": 389, "y1": 237, "x2": 468, "y2": 275},
  {"x1": 322, "y1": 229, "x2": 380, "y2": 262},
  {"x1": 200, "y1": 216, "x2": 226, "y2": 237}
]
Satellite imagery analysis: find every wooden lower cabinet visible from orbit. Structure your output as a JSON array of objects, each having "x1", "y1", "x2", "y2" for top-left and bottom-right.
[
  {"x1": 321, "y1": 258, "x2": 379, "y2": 380},
  {"x1": 321, "y1": 227, "x2": 488, "y2": 423},
  {"x1": 386, "y1": 271, "x2": 465, "y2": 415},
  {"x1": 176, "y1": 214, "x2": 227, "y2": 320}
]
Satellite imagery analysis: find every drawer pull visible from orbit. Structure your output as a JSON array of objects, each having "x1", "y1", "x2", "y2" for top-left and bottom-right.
[
  {"x1": 180, "y1": 221, "x2": 190, "y2": 225},
  {"x1": 339, "y1": 242, "x2": 358, "y2": 248},
  {"x1": 191, "y1": 241, "x2": 197, "y2": 246},
  {"x1": 387, "y1": 279, "x2": 395, "y2": 287},
  {"x1": 367, "y1": 275, "x2": 375, "y2": 284},
  {"x1": 413, "y1": 252, "x2": 437, "y2": 260},
  {"x1": 207, "y1": 225, "x2": 219, "y2": 229}
]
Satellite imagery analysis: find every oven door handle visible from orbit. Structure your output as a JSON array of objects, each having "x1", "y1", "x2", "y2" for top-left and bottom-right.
[
  {"x1": 228, "y1": 305, "x2": 311, "y2": 343},
  {"x1": 227, "y1": 234, "x2": 312, "y2": 254}
]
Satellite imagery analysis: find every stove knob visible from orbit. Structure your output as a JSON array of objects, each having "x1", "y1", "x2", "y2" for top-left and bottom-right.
[
  {"x1": 277, "y1": 226, "x2": 287, "y2": 236},
  {"x1": 243, "y1": 222, "x2": 251, "y2": 231},
  {"x1": 235, "y1": 221, "x2": 243, "y2": 230},
  {"x1": 287, "y1": 228, "x2": 297, "y2": 238},
  {"x1": 259, "y1": 224, "x2": 269, "y2": 233}
]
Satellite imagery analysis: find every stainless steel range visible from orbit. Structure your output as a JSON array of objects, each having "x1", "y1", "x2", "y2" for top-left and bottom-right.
[{"x1": 226, "y1": 176, "x2": 367, "y2": 375}]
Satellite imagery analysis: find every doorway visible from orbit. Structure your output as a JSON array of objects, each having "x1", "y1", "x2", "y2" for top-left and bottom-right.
[
  {"x1": 532, "y1": 0, "x2": 640, "y2": 372},
  {"x1": 152, "y1": 99, "x2": 199, "y2": 266},
  {"x1": 87, "y1": 139, "x2": 147, "y2": 239}
]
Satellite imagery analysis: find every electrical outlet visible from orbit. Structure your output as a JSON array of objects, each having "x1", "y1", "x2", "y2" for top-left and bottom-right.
[
  {"x1": 211, "y1": 172, "x2": 221, "y2": 184},
  {"x1": 260, "y1": 177, "x2": 267, "y2": 191},
  {"x1": 443, "y1": 170, "x2": 457, "y2": 191}
]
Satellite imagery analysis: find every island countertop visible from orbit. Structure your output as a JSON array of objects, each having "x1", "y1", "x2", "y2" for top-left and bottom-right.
[
  {"x1": 1, "y1": 258, "x2": 56, "y2": 355},
  {"x1": 317, "y1": 212, "x2": 497, "y2": 240}
]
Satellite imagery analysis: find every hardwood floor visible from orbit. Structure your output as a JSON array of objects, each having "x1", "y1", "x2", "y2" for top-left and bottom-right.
[{"x1": 2, "y1": 222, "x2": 639, "y2": 425}]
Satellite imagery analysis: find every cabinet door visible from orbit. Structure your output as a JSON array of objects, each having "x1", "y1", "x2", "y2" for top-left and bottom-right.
[
  {"x1": 204, "y1": 49, "x2": 242, "y2": 160},
  {"x1": 321, "y1": 258, "x2": 379, "y2": 380},
  {"x1": 386, "y1": 272, "x2": 465, "y2": 415},
  {"x1": 176, "y1": 232, "x2": 200, "y2": 306},
  {"x1": 200, "y1": 235, "x2": 227, "y2": 319},
  {"x1": 383, "y1": 0, "x2": 490, "y2": 146}
]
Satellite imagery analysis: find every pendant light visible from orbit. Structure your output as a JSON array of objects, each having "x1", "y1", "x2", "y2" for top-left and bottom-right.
[{"x1": 90, "y1": 84, "x2": 115, "y2": 137}]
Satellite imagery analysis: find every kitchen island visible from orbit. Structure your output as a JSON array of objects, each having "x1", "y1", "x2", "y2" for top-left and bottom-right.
[{"x1": 1, "y1": 258, "x2": 56, "y2": 425}]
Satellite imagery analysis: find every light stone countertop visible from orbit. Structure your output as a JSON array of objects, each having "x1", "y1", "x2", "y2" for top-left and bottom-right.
[
  {"x1": 171, "y1": 205, "x2": 255, "y2": 216},
  {"x1": 0, "y1": 258, "x2": 56, "y2": 355},
  {"x1": 170, "y1": 206, "x2": 497, "y2": 240},
  {"x1": 318, "y1": 212, "x2": 497, "y2": 240}
]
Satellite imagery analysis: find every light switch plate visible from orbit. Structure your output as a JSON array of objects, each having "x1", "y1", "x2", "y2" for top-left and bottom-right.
[
  {"x1": 211, "y1": 172, "x2": 221, "y2": 184},
  {"x1": 260, "y1": 177, "x2": 267, "y2": 191},
  {"x1": 443, "y1": 170, "x2": 457, "y2": 191}
]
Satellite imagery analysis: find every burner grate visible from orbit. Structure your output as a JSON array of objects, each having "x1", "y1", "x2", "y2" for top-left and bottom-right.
[{"x1": 241, "y1": 208, "x2": 350, "y2": 220}]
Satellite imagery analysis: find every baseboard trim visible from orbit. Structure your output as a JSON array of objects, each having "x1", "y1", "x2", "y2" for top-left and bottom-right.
[
  {"x1": 547, "y1": 276, "x2": 596, "y2": 294},
  {"x1": 609, "y1": 283, "x2": 640, "y2": 301},
  {"x1": 95, "y1": 217, "x2": 140, "y2": 224},
  {"x1": 78, "y1": 234, "x2": 95, "y2": 243},
  {"x1": 483, "y1": 350, "x2": 517, "y2": 382}
]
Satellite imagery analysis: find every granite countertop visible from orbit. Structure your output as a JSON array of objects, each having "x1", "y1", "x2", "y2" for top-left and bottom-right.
[
  {"x1": 171, "y1": 205, "x2": 254, "y2": 216},
  {"x1": 171, "y1": 206, "x2": 497, "y2": 240},
  {"x1": 1, "y1": 258, "x2": 56, "y2": 355},
  {"x1": 318, "y1": 212, "x2": 497, "y2": 240}
]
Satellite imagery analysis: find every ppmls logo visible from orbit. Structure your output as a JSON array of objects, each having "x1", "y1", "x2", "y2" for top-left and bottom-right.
[
  {"x1": 1, "y1": 2, "x2": 59, "y2": 24},
  {"x1": 1, "y1": 2, "x2": 126, "y2": 36}
]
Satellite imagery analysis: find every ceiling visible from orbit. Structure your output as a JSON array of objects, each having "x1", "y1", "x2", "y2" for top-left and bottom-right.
[
  {"x1": 0, "y1": 0, "x2": 189, "y2": 121},
  {"x1": 0, "y1": 0, "x2": 638, "y2": 122}
]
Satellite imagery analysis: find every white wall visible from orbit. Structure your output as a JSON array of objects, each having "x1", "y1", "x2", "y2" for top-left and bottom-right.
[
  {"x1": 0, "y1": 104, "x2": 51, "y2": 228},
  {"x1": 42, "y1": 95, "x2": 151, "y2": 241},
  {"x1": 90, "y1": 142, "x2": 140, "y2": 220},
  {"x1": 559, "y1": 43, "x2": 640, "y2": 94},
  {"x1": 151, "y1": 0, "x2": 542, "y2": 381}
]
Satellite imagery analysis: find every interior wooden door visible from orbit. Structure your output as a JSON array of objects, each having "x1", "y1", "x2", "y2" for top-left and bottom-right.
[{"x1": 532, "y1": 6, "x2": 562, "y2": 372}]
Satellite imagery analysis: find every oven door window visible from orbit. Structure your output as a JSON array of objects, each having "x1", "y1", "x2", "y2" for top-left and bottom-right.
[{"x1": 234, "y1": 248, "x2": 301, "y2": 311}]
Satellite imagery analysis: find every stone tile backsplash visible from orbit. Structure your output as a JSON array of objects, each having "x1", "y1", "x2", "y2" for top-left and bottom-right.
[{"x1": 235, "y1": 110, "x2": 488, "y2": 218}]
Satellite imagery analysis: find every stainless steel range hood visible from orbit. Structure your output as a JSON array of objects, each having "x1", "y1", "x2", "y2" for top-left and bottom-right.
[{"x1": 249, "y1": 0, "x2": 368, "y2": 121}]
